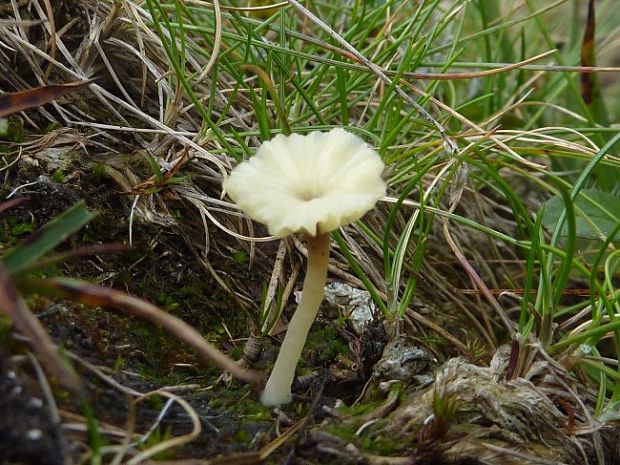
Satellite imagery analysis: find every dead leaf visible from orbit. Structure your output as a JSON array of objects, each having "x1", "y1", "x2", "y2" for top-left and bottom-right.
[
  {"x1": 580, "y1": 0, "x2": 596, "y2": 105},
  {"x1": 0, "y1": 80, "x2": 95, "y2": 118},
  {"x1": 0, "y1": 196, "x2": 29, "y2": 215}
]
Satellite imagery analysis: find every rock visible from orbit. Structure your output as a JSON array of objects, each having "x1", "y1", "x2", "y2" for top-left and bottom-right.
[
  {"x1": 324, "y1": 282, "x2": 377, "y2": 335},
  {"x1": 372, "y1": 336, "x2": 435, "y2": 388}
]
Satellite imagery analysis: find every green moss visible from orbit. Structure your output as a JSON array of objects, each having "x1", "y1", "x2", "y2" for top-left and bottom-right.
[
  {"x1": 146, "y1": 394, "x2": 166, "y2": 411},
  {"x1": 91, "y1": 163, "x2": 108, "y2": 180},
  {"x1": 206, "y1": 385, "x2": 273, "y2": 423},
  {"x1": 44, "y1": 122, "x2": 61, "y2": 133},
  {"x1": 320, "y1": 383, "x2": 407, "y2": 456},
  {"x1": 230, "y1": 345, "x2": 244, "y2": 360},
  {"x1": 234, "y1": 429, "x2": 252, "y2": 444},
  {"x1": 333, "y1": 395, "x2": 387, "y2": 417},
  {"x1": 324, "y1": 420, "x2": 400, "y2": 456},
  {"x1": 51, "y1": 168, "x2": 65, "y2": 183},
  {"x1": 0, "y1": 314, "x2": 12, "y2": 344},
  {"x1": 0, "y1": 117, "x2": 24, "y2": 142},
  {"x1": 0, "y1": 216, "x2": 36, "y2": 249},
  {"x1": 17, "y1": 201, "x2": 252, "y2": 387},
  {"x1": 360, "y1": 432, "x2": 398, "y2": 455},
  {"x1": 303, "y1": 323, "x2": 349, "y2": 367},
  {"x1": 153, "y1": 291, "x2": 181, "y2": 313},
  {"x1": 323, "y1": 423, "x2": 358, "y2": 443},
  {"x1": 232, "y1": 249, "x2": 249, "y2": 265},
  {"x1": 138, "y1": 426, "x2": 176, "y2": 460},
  {"x1": 11, "y1": 222, "x2": 35, "y2": 235},
  {"x1": 243, "y1": 402, "x2": 272, "y2": 422},
  {"x1": 112, "y1": 354, "x2": 125, "y2": 371}
]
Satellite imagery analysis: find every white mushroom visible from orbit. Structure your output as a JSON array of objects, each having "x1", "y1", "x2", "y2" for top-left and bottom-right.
[{"x1": 224, "y1": 128, "x2": 386, "y2": 406}]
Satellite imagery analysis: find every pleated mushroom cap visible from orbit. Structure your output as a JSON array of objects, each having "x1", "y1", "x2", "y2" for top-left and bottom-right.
[{"x1": 223, "y1": 128, "x2": 386, "y2": 237}]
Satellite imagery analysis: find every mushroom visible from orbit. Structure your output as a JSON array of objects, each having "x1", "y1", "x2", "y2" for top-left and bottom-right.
[{"x1": 224, "y1": 128, "x2": 386, "y2": 406}]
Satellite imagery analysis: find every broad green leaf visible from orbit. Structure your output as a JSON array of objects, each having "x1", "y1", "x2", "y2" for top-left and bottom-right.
[
  {"x1": 541, "y1": 189, "x2": 620, "y2": 242},
  {"x1": 1, "y1": 201, "x2": 97, "y2": 274}
]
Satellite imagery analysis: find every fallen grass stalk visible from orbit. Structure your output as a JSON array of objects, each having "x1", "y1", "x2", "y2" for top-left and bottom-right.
[
  {"x1": 37, "y1": 277, "x2": 266, "y2": 385},
  {"x1": 0, "y1": 265, "x2": 82, "y2": 392},
  {"x1": 127, "y1": 390, "x2": 201, "y2": 465}
]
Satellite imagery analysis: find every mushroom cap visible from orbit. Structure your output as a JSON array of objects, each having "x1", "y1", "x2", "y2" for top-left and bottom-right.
[{"x1": 224, "y1": 128, "x2": 386, "y2": 237}]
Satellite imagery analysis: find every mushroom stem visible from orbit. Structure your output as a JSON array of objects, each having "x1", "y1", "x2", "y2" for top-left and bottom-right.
[{"x1": 260, "y1": 232, "x2": 331, "y2": 407}]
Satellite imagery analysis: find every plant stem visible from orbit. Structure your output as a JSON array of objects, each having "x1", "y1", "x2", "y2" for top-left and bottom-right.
[{"x1": 260, "y1": 233, "x2": 330, "y2": 406}]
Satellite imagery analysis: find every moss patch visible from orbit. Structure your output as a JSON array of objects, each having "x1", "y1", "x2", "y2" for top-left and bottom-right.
[{"x1": 302, "y1": 323, "x2": 350, "y2": 368}]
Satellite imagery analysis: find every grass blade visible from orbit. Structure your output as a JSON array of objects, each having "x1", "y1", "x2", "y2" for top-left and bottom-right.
[{"x1": 1, "y1": 201, "x2": 97, "y2": 275}]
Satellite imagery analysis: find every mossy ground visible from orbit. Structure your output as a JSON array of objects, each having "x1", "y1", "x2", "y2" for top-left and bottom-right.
[
  {"x1": 4, "y1": 141, "x2": 608, "y2": 465},
  {"x1": 1, "y1": 165, "x2": 394, "y2": 462}
]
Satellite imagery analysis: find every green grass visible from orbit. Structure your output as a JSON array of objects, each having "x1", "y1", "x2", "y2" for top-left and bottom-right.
[{"x1": 140, "y1": 0, "x2": 620, "y2": 413}]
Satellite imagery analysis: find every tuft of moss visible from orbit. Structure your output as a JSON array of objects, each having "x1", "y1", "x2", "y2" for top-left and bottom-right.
[
  {"x1": 0, "y1": 314, "x2": 12, "y2": 344},
  {"x1": 0, "y1": 117, "x2": 24, "y2": 142},
  {"x1": 234, "y1": 429, "x2": 252, "y2": 444},
  {"x1": 324, "y1": 420, "x2": 400, "y2": 456},
  {"x1": 51, "y1": 168, "x2": 65, "y2": 183},
  {"x1": 360, "y1": 431, "x2": 398, "y2": 455},
  {"x1": 323, "y1": 423, "x2": 358, "y2": 443},
  {"x1": 91, "y1": 163, "x2": 108, "y2": 180},
  {"x1": 138, "y1": 426, "x2": 176, "y2": 460},
  {"x1": 0, "y1": 216, "x2": 36, "y2": 249},
  {"x1": 302, "y1": 323, "x2": 350, "y2": 367},
  {"x1": 232, "y1": 249, "x2": 249, "y2": 265}
]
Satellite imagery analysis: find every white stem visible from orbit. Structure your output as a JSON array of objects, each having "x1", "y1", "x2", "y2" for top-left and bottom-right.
[{"x1": 260, "y1": 233, "x2": 330, "y2": 406}]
